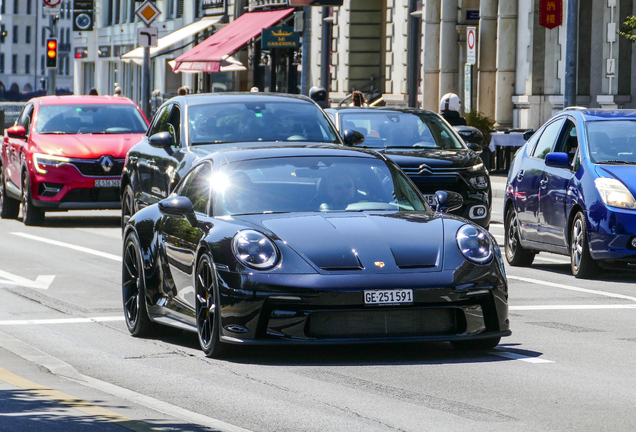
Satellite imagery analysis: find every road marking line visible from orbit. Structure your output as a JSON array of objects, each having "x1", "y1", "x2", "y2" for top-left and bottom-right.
[
  {"x1": 0, "y1": 366, "x2": 163, "y2": 432},
  {"x1": 0, "y1": 316, "x2": 125, "y2": 325},
  {"x1": 11, "y1": 232, "x2": 121, "y2": 262},
  {"x1": 491, "y1": 349, "x2": 554, "y2": 363},
  {"x1": 508, "y1": 275, "x2": 636, "y2": 302},
  {"x1": 511, "y1": 304, "x2": 636, "y2": 310}
]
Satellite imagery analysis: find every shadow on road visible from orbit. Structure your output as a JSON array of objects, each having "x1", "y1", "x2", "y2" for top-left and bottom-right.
[
  {"x1": 528, "y1": 262, "x2": 636, "y2": 283},
  {"x1": 25, "y1": 215, "x2": 120, "y2": 229}
]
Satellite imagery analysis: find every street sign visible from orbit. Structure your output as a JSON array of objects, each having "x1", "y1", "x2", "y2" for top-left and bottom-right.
[
  {"x1": 138, "y1": 27, "x2": 158, "y2": 48},
  {"x1": 43, "y1": 6, "x2": 61, "y2": 15},
  {"x1": 73, "y1": 0, "x2": 95, "y2": 31},
  {"x1": 539, "y1": 0, "x2": 563, "y2": 30},
  {"x1": 43, "y1": 0, "x2": 62, "y2": 6},
  {"x1": 466, "y1": 27, "x2": 476, "y2": 65},
  {"x1": 136, "y1": 0, "x2": 161, "y2": 26}
]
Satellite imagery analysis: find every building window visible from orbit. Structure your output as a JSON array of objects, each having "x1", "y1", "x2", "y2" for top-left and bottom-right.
[
  {"x1": 107, "y1": 0, "x2": 114, "y2": 26},
  {"x1": 13, "y1": 0, "x2": 18, "y2": 14},
  {"x1": 12, "y1": 55, "x2": 18, "y2": 74},
  {"x1": 0, "y1": 54, "x2": 4, "y2": 73},
  {"x1": 167, "y1": 0, "x2": 174, "y2": 18},
  {"x1": 25, "y1": 55, "x2": 31, "y2": 74},
  {"x1": 13, "y1": 25, "x2": 18, "y2": 43},
  {"x1": 26, "y1": 26, "x2": 32, "y2": 44},
  {"x1": 176, "y1": 0, "x2": 184, "y2": 18},
  {"x1": 64, "y1": 56, "x2": 70, "y2": 75},
  {"x1": 42, "y1": 28, "x2": 46, "y2": 46},
  {"x1": 115, "y1": 0, "x2": 121, "y2": 24},
  {"x1": 1, "y1": 24, "x2": 6, "y2": 44},
  {"x1": 41, "y1": 55, "x2": 45, "y2": 75},
  {"x1": 1, "y1": 0, "x2": 5, "y2": 14},
  {"x1": 66, "y1": 28, "x2": 70, "y2": 47},
  {"x1": 67, "y1": 0, "x2": 72, "y2": 19},
  {"x1": 27, "y1": 0, "x2": 32, "y2": 14}
]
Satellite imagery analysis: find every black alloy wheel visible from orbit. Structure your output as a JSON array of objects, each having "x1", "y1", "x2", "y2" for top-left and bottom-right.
[
  {"x1": 122, "y1": 232, "x2": 156, "y2": 336},
  {"x1": 195, "y1": 254, "x2": 229, "y2": 358},
  {"x1": 0, "y1": 165, "x2": 20, "y2": 219},
  {"x1": 570, "y1": 212, "x2": 600, "y2": 279},
  {"x1": 450, "y1": 336, "x2": 501, "y2": 351},
  {"x1": 121, "y1": 184, "x2": 135, "y2": 231},
  {"x1": 21, "y1": 173, "x2": 44, "y2": 226},
  {"x1": 504, "y1": 207, "x2": 535, "y2": 266}
]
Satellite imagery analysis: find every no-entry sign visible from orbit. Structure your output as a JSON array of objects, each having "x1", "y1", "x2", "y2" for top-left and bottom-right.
[{"x1": 467, "y1": 27, "x2": 476, "y2": 65}]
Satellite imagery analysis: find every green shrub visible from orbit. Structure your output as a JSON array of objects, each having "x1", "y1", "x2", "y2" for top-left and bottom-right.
[{"x1": 465, "y1": 109, "x2": 495, "y2": 149}]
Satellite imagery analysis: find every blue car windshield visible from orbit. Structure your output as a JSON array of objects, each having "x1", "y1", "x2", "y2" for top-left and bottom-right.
[
  {"x1": 36, "y1": 104, "x2": 148, "y2": 134},
  {"x1": 211, "y1": 156, "x2": 429, "y2": 216},
  {"x1": 188, "y1": 102, "x2": 339, "y2": 145},
  {"x1": 587, "y1": 121, "x2": 636, "y2": 164},
  {"x1": 338, "y1": 111, "x2": 465, "y2": 150}
]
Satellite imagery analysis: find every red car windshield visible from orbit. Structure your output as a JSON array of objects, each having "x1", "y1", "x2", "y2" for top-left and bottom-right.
[{"x1": 36, "y1": 104, "x2": 148, "y2": 134}]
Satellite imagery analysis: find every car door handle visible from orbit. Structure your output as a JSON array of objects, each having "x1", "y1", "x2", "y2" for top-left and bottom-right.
[
  {"x1": 517, "y1": 170, "x2": 525, "y2": 181},
  {"x1": 540, "y1": 177, "x2": 548, "y2": 189}
]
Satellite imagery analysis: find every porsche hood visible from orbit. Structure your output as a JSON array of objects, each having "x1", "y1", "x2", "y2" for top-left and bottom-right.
[{"x1": 261, "y1": 212, "x2": 444, "y2": 273}]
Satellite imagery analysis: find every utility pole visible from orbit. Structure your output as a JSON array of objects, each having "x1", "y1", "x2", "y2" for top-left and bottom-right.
[
  {"x1": 141, "y1": 46, "x2": 150, "y2": 118},
  {"x1": 300, "y1": 6, "x2": 311, "y2": 95},
  {"x1": 320, "y1": 7, "x2": 331, "y2": 93},
  {"x1": 564, "y1": 0, "x2": 578, "y2": 108}
]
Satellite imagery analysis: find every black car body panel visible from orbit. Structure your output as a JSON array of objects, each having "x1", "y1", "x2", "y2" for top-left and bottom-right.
[
  {"x1": 326, "y1": 107, "x2": 492, "y2": 228},
  {"x1": 123, "y1": 146, "x2": 509, "y2": 350}
]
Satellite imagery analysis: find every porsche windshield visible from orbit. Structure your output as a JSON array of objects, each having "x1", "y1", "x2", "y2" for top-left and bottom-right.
[
  {"x1": 189, "y1": 102, "x2": 339, "y2": 144},
  {"x1": 212, "y1": 156, "x2": 429, "y2": 216},
  {"x1": 339, "y1": 111, "x2": 465, "y2": 150},
  {"x1": 36, "y1": 104, "x2": 147, "y2": 134}
]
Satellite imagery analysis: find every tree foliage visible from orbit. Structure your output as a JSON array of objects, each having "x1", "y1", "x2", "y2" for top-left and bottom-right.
[
  {"x1": 465, "y1": 110, "x2": 495, "y2": 148},
  {"x1": 617, "y1": 16, "x2": 636, "y2": 42}
]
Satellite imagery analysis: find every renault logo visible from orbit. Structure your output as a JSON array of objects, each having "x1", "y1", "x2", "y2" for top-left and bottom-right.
[
  {"x1": 374, "y1": 261, "x2": 385, "y2": 268},
  {"x1": 101, "y1": 156, "x2": 114, "y2": 173}
]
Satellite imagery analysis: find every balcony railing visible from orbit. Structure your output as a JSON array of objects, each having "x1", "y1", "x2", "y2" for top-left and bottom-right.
[{"x1": 250, "y1": 0, "x2": 288, "y2": 11}]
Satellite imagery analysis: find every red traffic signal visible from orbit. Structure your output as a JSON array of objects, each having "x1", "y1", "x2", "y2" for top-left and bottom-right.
[{"x1": 46, "y1": 38, "x2": 58, "y2": 68}]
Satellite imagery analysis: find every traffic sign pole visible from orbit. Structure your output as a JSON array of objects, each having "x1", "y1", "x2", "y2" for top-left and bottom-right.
[{"x1": 136, "y1": 1, "x2": 161, "y2": 118}]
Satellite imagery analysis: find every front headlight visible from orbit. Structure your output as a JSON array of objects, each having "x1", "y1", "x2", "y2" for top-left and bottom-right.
[
  {"x1": 467, "y1": 162, "x2": 484, "y2": 172},
  {"x1": 469, "y1": 175, "x2": 489, "y2": 190},
  {"x1": 456, "y1": 224, "x2": 493, "y2": 264},
  {"x1": 232, "y1": 230, "x2": 279, "y2": 270},
  {"x1": 594, "y1": 178, "x2": 636, "y2": 209},
  {"x1": 33, "y1": 153, "x2": 71, "y2": 174}
]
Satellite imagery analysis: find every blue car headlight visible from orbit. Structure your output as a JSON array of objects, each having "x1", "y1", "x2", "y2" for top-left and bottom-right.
[
  {"x1": 232, "y1": 230, "x2": 279, "y2": 270},
  {"x1": 456, "y1": 224, "x2": 493, "y2": 264}
]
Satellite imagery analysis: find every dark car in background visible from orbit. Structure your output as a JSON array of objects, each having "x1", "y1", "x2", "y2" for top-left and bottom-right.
[
  {"x1": 120, "y1": 93, "x2": 342, "y2": 228},
  {"x1": 122, "y1": 145, "x2": 510, "y2": 358},
  {"x1": 1, "y1": 96, "x2": 148, "y2": 225},
  {"x1": 504, "y1": 108, "x2": 636, "y2": 278},
  {"x1": 326, "y1": 107, "x2": 492, "y2": 228}
]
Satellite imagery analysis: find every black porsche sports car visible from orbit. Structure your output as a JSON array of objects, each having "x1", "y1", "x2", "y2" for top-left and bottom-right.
[
  {"x1": 325, "y1": 107, "x2": 492, "y2": 228},
  {"x1": 122, "y1": 145, "x2": 510, "y2": 357}
]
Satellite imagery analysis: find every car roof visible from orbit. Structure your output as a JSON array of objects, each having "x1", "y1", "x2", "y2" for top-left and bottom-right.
[
  {"x1": 34, "y1": 95, "x2": 139, "y2": 106},
  {"x1": 173, "y1": 92, "x2": 317, "y2": 107},
  {"x1": 201, "y1": 144, "x2": 384, "y2": 165},
  {"x1": 325, "y1": 106, "x2": 441, "y2": 116},
  {"x1": 563, "y1": 109, "x2": 636, "y2": 122}
]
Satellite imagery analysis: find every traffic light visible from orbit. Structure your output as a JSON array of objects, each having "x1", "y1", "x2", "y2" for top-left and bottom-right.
[{"x1": 46, "y1": 38, "x2": 58, "y2": 68}]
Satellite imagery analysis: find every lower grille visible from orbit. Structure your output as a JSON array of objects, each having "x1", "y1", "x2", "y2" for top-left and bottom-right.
[
  {"x1": 307, "y1": 308, "x2": 462, "y2": 339},
  {"x1": 61, "y1": 188, "x2": 119, "y2": 203}
]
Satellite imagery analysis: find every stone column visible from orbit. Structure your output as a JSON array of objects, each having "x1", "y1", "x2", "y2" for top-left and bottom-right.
[
  {"x1": 477, "y1": 0, "x2": 497, "y2": 119},
  {"x1": 495, "y1": 0, "x2": 517, "y2": 127},
  {"x1": 439, "y1": 0, "x2": 459, "y2": 99},
  {"x1": 421, "y1": 0, "x2": 440, "y2": 111}
]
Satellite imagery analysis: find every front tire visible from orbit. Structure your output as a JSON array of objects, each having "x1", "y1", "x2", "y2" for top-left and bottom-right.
[
  {"x1": 21, "y1": 173, "x2": 44, "y2": 226},
  {"x1": 570, "y1": 212, "x2": 600, "y2": 279},
  {"x1": 122, "y1": 232, "x2": 157, "y2": 336},
  {"x1": 450, "y1": 336, "x2": 501, "y2": 351},
  {"x1": 195, "y1": 253, "x2": 229, "y2": 358},
  {"x1": 0, "y1": 165, "x2": 19, "y2": 219},
  {"x1": 504, "y1": 208, "x2": 535, "y2": 266}
]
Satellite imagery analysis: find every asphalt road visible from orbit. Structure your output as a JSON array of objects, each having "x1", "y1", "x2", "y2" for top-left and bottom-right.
[{"x1": 1, "y1": 192, "x2": 635, "y2": 432}]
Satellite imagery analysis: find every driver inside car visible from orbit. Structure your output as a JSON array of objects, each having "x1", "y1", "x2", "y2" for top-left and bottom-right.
[{"x1": 321, "y1": 169, "x2": 364, "y2": 210}]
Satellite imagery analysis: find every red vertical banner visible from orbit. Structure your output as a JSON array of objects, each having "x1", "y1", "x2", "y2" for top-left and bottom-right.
[{"x1": 539, "y1": 0, "x2": 563, "y2": 29}]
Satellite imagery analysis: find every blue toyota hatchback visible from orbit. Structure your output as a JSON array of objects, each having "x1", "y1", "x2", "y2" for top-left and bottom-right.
[{"x1": 504, "y1": 108, "x2": 636, "y2": 278}]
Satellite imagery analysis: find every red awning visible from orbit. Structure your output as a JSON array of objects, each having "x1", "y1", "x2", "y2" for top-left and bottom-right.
[{"x1": 173, "y1": 8, "x2": 295, "y2": 73}]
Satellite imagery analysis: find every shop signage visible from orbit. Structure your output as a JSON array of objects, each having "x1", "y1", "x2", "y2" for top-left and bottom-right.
[
  {"x1": 202, "y1": 0, "x2": 226, "y2": 16},
  {"x1": 262, "y1": 27, "x2": 300, "y2": 49},
  {"x1": 98, "y1": 45, "x2": 111, "y2": 58},
  {"x1": 287, "y1": 0, "x2": 344, "y2": 5},
  {"x1": 73, "y1": 0, "x2": 94, "y2": 31},
  {"x1": 539, "y1": 0, "x2": 562, "y2": 30}
]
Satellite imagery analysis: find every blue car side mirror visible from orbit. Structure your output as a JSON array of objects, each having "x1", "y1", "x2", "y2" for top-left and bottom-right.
[
  {"x1": 545, "y1": 152, "x2": 570, "y2": 168},
  {"x1": 435, "y1": 190, "x2": 463, "y2": 213}
]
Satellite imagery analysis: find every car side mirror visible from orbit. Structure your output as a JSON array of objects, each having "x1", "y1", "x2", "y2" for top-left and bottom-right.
[
  {"x1": 342, "y1": 129, "x2": 365, "y2": 147},
  {"x1": 148, "y1": 131, "x2": 174, "y2": 155},
  {"x1": 468, "y1": 142, "x2": 483, "y2": 153},
  {"x1": 545, "y1": 152, "x2": 570, "y2": 168},
  {"x1": 523, "y1": 129, "x2": 535, "y2": 141},
  {"x1": 158, "y1": 196, "x2": 198, "y2": 227},
  {"x1": 7, "y1": 125, "x2": 27, "y2": 139},
  {"x1": 435, "y1": 190, "x2": 463, "y2": 213}
]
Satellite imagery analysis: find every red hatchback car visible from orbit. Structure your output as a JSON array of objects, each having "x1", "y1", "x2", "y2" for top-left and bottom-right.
[{"x1": 1, "y1": 96, "x2": 148, "y2": 225}]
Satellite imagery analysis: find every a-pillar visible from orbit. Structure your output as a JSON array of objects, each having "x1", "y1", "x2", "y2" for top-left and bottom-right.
[
  {"x1": 438, "y1": 0, "x2": 459, "y2": 99},
  {"x1": 495, "y1": 0, "x2": 517, "y2": 128},
  {"x1": 421, "y1": 0, "x2": 440, "y2": 111},
  {"x1": 477, "y1": 0, "x2": 497, "y2": 119}
]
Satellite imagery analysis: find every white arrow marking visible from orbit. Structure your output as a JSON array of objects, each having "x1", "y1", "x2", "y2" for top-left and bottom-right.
[{"x1": 0, "y1": 270, "x2": 55, "y2": 290}]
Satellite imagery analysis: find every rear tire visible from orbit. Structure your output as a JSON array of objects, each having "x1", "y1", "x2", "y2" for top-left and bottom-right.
[
  {"x1": 195, "y1": 253, "x2": 229, "y2": 358},
  {"x1": 570, "y1": 212, "x2": 600, "y2": 279},
  {"x1": 21, "y1": 174, "x2": 44, "y2": 226},
  {"x1": 504, "y1": 208, "x2": 535, "y2": 266},
  {"x1": 450, "y1": 336, "x2": 501, "y2": 351},
  {"x1": 0, "y1": 165, "x2": 19, "y2": 219},
  {"x1": 122, "y1": 232, "x2": 157, "y2": 337}
]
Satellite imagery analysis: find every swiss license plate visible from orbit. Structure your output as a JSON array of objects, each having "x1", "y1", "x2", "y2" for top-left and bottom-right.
[
  {"x1": 364, "y1": 289, "x2": 413, "y2": 305},
  {"x1": 423, "y1": 194, "x2": 438, "y2": 206},
  {"x1": 95, "y1": 179, "x2": 120, "y2": 188}
]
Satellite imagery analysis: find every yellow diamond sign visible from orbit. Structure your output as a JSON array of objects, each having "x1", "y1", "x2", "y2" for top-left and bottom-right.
[{"x1": 136, "y1": 0, "x2": 161, "y2": 26}]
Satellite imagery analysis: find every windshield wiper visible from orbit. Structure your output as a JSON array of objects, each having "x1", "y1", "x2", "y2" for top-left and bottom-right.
[
  {"x1": 596, "y1": 160, "x2": 636, "y2": 165},
  {"x1": 40, "y1": 131, "x2": 67, "y2": 134}
]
